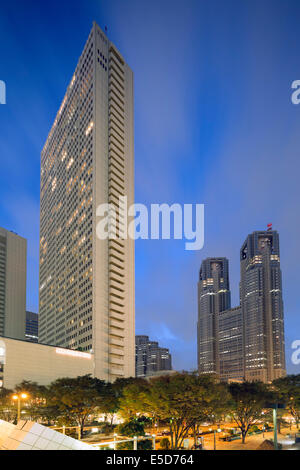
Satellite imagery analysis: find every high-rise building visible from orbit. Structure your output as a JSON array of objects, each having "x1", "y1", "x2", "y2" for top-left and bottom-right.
[
  {"x1": 218, "y1": 306, "x2": 243, "y2": 382},
  {"x1": 197, "y1": 230, "x2": 286, "y2": 383},
  {"x1": 0, "y1": 228, "x2": 26, "y2": 340},
  {"x1": 39, "y1": 23, "x2": 135, "y2": 381},
  {"x1": 135, "y1": 335, "x2": 172, "y2": 377},
  {"x1": 25, "y1": 311, "x2": 39, "y2": 343},
  {"x1": 197, "y1": 258, "x2": 231, "y2": 376},
  {"x1": 240, "y1": 230, "x2": 286, "y2": 382}
]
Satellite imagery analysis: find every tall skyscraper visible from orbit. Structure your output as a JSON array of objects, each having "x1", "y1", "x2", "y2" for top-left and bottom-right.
[
  {"x1": 197, "y1": 258, "x2": 231, "y2": 375},
  {"x1": 240, "y1": 230, "x2": 286, "y2": 382},
  {"x1": 0, "y1": 228, "x2": 26, "y2": 340},
  {"x1": 39, "y1": 23, "x2": 135, "y2": 381},
  {"x1": 135, "y1": 335, "x2": 172, "y2": 378}
]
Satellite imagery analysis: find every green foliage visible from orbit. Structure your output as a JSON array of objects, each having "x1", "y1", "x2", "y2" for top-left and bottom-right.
[
  {"x1": 0, "y1": 387, "x2": 15, "y2": 423},
  {"x1": 116, "y1": 419, "x2": 149, "y2": 450},
  {"x1": 46, "y1": 375, "x2": 105, "y2": 436},
  {"x1": 273, "y1": 375, "x2": 300, "y2": 425},
  {"x1": 228, "y1": 381, "x2": 272, "y2": 443},
  {"x1": 100, "y1": 382, "x2": 120, "y2": 423},
  {"x1": 14, "y1": 380, "x2": 52, "y2": 423},
  {"x1": 117, "y1": 419, "x2": 145, "y2": 437},
  {"x1": 99, "y1": 422, "x2": 116, "y2": 435},
  {"x1": 116, "y1": 439, "x2": 152, "y2": 450},
  {"x1": 117, "y1": 372, "x2": 229, "y2": 449},
  {"x1": 4, "y1": 372, "x2": 298, "y2": 449},
  {"x1": 116, "y1": 378, "x2": 150, "y2": 419},
  {"x1": 138, "y1": 439, "x2": 153, "y2": 450},
  {"x1": 160, "y1": 437, "x2": 171, "y2": 449}
]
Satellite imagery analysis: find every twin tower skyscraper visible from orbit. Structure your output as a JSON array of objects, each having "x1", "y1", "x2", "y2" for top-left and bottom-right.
[{"x1": 197, "y1": 230, "x2": 286, "y2": 383}]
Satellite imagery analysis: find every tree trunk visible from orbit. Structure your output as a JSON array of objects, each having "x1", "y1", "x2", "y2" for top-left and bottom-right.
[
  {"x1": 242, "y1": 431, "x2": 246, "y2": 444},
  {"x1": 80, "y1": 420, "x2": 85, "y2": 440}
]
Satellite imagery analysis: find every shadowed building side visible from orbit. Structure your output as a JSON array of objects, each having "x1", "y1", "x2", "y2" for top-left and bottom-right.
[
  {"x1": 218, "y1": 306, "x2": 243, "y2": 382},
  {"x1": 197, "y1": 258, "x2": 231, "y2": 376},
  {"x1": 0, "y1": 228, "x2": 26, "y2": 341}
]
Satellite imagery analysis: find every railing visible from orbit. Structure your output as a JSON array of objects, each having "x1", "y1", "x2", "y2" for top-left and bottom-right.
[
  {"x1": 89, "y1": 435, "x2": 157, "y2": 450},
  {"x1": 50, "y1": 426, "x2": 156, "y2": 450}
]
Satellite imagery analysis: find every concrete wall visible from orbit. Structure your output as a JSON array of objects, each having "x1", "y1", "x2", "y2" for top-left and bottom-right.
[{"x1": 0, "y1": 336, "x2": 94, "y2": 389}]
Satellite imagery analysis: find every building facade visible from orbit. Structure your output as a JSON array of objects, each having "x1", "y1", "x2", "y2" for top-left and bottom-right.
[
  {"x1": 25, "y1": 311, "x2": 39, "y2": 343},
  {"x1": 0, "y1": 228, "x2": 26, "y2": 341},
  {"x1": 0, "y1": 336, "x2": 93, "y2": 389},
  {"x1": 197, "y1": 230, "x2": 286, "y2": 383},
  {"x1": 197, "y1": 258, "x2": 231, "y2": 376},
  {"x1": 240, "y1": 230, "x2": 286, "y2": 382},
  {"x1": 39, "y1": 22, "x2": 135, "y2": 381},
  {"x1": 135, "y1": 335, "x2": 172, "y2": 377},
  {"x1": 218, "y1": 306, "x2": 243, "y2": 382}
]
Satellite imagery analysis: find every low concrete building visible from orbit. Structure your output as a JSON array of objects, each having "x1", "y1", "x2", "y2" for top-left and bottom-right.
[{"x1": 0, "y1": 336, "x2": 94, "y2": 389}]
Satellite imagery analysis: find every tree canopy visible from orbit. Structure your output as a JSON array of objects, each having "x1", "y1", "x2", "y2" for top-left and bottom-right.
[
  {"x1": 273, "y1": 375, "x2": 300, "y2": 426},
  {"x1": 228, "y1": 381, "x2": 272, "y2": 443},
  {"x1": 2, "y1": 372, "x2": 298, "y2": 449}
]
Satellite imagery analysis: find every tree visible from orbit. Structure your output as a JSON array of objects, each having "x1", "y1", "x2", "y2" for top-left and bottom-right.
[
  {"x1": 14, "y1": 380, "x2": 52, "y2": 423},
  {"x1": 228, "y1": 381, "x2": 271, "y2": 443},
  {"x1": 47, "y1": 375, "x2": 105, "y2": 438},
  {"x1": 136, "y1": 373, "x2": 226, "y2": 449},
  {"x1": 160, "y1": 437, "x2": 171, "y2": 450},
  {"x1": 273, "y1": 375, "x2": 300, "y2": 428},
  {"x1": 118, "y1": 419, "x2": 145, "y2": 437},
  {"x1": 100, "y1": 382, "x2": 119, "y2": 425},
  {"x1": 189, "y1": 376, "x2": 229, "y2": 446},
  {"x1": 117, "y1": 378, "x2": 150, "y2": 420},
  {"x1": 117, "y1": 419, "x2": 151, "y2": 450},
  {"x1": 0, "y1": 387, "x2": 15, "y2": 423}
]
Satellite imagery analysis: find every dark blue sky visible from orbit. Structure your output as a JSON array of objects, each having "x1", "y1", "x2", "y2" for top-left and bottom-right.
[{"x1": 0, "y1": 0, "x2": 299, "y2": 373}]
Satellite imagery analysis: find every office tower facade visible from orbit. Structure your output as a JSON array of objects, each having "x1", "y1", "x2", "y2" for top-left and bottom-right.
[
  {"x1": 240, "y1": 230, "x2": 286, "y2": 382},
  {"x1": 197, "y1": 258, "x2": 231, "y2": 375},
  {"x1": 25, "y1": 311, "x2": 39, "y2": 343},
  {"x1": 0, "y1": 228, "x2": 26, "y2": 340},
  {"x1": 39, "y1": 23, "x2": 135, "y2": 381},
  {"x1": 135, "y1": 335, "x2": 172, "y2": 378},
  {"x1": 218, "y1": 306, "x2": 243, "y2": 382}
]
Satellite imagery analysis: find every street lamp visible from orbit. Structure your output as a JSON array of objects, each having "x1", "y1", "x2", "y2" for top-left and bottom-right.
[
  {"x1": 213, "y1": 428, "x2": 221, "y2": 450},
  {"x1": 261, "y1": 411, "x2": 265, "y2": 438},
  {"x1": 265, "y1": 402, "x2": 286, "y2": 450},
  {"x1": 12, "y1": 393, "x2": 28, "y2": 422}
]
